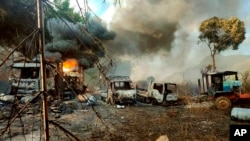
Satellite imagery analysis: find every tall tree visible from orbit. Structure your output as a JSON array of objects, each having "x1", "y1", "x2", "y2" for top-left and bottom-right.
[
  {"x1": 199, "y1": 16, "x2": 246, "y2": 72},
  {"x1": 45, "y1": 0, "x2": 84, "y2": 24}
]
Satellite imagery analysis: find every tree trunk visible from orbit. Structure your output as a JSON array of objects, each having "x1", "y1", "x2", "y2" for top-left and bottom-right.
[{"x1": 211, "y1": 54, "x2": 216, "y2": 72}]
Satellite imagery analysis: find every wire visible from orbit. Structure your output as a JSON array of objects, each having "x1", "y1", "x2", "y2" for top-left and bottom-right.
[
  {"x1": 44, "y1": 1, "x2": 113, "y2": 81},
  {"x1": 44, "y1": 1, "x2": 105, "y2": 56},
  {"x1": 0, "y1": 29, "x2": 39, "y2": 67}
]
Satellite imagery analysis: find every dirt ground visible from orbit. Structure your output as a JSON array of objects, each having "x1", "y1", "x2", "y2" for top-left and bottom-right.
[{"x1": 2, "y1": 98, "x2": 250, "y2": 141}]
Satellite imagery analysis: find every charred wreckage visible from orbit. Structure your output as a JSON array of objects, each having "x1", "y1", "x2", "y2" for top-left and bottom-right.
[
  {"x1": 0, "y1": 58, "x2": 97, "y2": 110},
  {"x1": 0, "y1": 58, "x2": 184, "y2": 109},
  {"x1": 3, "y1": 57, "x2": 249, "y2": 111}
]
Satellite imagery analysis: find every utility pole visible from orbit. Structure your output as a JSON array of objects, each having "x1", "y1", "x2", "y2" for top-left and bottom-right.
[{"x1": 36, "y1": 0, "x2": 50, "y2": 140}]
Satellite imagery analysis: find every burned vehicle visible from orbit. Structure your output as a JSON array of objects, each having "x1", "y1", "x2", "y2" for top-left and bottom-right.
[
  {"x1": 199, "y1": 71, "x2": 250, "y2": 110},
  {"x1": 136, "y1": 80, "x2": 182, "y2": 106},
  {"x1": 8, "y1": 59, "x2": 85, "y2": 102},
  {"x1": 61, "y1": 71, "x2": 85, "y2": 100},
  {"x1": 9, "y1": 61, "x2": 55, "y2": 98},
  {"x1": 100, "y1": 76, "x2": 136, "y2": 105}
]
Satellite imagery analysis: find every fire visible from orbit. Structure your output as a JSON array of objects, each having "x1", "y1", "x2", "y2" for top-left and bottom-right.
[{"x1": 63, "y1": 59, "x2": 78, "y2": 72}]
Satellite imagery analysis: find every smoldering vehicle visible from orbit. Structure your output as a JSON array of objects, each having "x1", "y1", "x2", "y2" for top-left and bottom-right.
[
  {"x1": 1, "y1": 59, "x2": 89, "y2": 104},
  {"x1": 9, "y1": 61, "x2": 55, "y2": 96},
  {"x1": 136, "y1": 80, "x2": 183, "y2": 106},
  {"x1": 3, "y1": 61, "x2": 56, "y2": 104},
  {"x1": 100, "y1": 76, "x2": 137, "y2": 105}
]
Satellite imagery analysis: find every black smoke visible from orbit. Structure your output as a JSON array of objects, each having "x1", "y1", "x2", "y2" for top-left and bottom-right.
[{"x1": 45, "y1": 18, "x2": 116, "y2": 68}]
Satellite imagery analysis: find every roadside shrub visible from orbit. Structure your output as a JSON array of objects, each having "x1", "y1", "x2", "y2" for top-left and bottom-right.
[
  {"x1": 178, "y1": 81, "x2": 199, "y2": 96},
  {"x1": 240, "y1": 69, "x2": 250, "y2": 92}
]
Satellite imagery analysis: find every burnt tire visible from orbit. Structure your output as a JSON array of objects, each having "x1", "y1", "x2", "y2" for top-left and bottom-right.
[
  {"x1": 215, "y1": 96, "x2": 231, "y2": 110},
  {"x1": 151, "y1": 99, "x2": 159, "y2": 105}
]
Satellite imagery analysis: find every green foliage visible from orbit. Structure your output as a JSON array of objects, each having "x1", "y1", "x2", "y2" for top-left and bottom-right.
[
  {"x1": 45, "y1": 0, "x2": 84, "y2": 23},
  {"x1": 44, "y1": 0, "x2": 88, "y2": 42},
  {"x1": 199, "y1": 16, "x2": 246, "y2": 71},
  {"x1": 199, "y1": 16, "x2": 246, "y2": 52}
]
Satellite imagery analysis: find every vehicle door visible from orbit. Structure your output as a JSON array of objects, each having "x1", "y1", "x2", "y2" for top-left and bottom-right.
[{"x1": 152, "y1": 82, "x2": 164, "y2": 102}]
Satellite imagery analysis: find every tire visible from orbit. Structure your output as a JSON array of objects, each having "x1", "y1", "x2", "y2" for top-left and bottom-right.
[
  {"x1": 151, "y1": 99, "x2": 158, "y2": 105},
  {"x1": 215, "y1": 96, "x2": 231, "y2": 110}
]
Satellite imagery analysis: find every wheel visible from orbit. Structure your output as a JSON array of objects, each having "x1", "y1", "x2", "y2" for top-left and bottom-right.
[
  {"x1": 132, "y1": 100, "x2": 137, "y2": 105},
  {"x1": 151, "y1": 99, "x2": 159, "y2": 105},
  {"x1": 215, "y1": 96, "x2": 231, "y2": 110}
]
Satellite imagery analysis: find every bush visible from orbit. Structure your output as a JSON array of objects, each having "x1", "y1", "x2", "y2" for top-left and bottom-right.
[{"x1": 240, "y1": 69, "x2": 250, "y2": 93}]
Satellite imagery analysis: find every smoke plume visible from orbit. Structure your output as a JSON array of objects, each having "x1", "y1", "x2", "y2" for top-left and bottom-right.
[
  {"x1": 104, "y1": 0, "x2": 247, "y2": 82},
  {"x1": 45, "y1": 18, "x2": 116, "y2": 68}
]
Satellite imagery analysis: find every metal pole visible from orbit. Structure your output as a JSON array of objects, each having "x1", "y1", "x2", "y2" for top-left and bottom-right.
[
  {"x1": 198, "y1": 79, "x2": 201, "y2": 103},
  {"x1": 202, "y1": 74, "x2": 205, "y2": 93},
  {"x1": 36, "y1": 0, "x2": 49, "y2": 140}
]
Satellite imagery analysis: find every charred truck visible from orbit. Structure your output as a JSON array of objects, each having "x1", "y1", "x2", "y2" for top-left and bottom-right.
[
  {"x1": 136, "y1": 80, "x2": 182, "y2": 106},
  {"x1": 100, "y1": 76, "x2": 137, "y2": 105},
  {"x1": 57, "y1": 59, "x2": 85, "y2": 100},
  {"x1": 199, "y1": 71, "x2": 250, "y2": 110},
  {"x1": 9, "y1": 61, "x2": 55, "y2": 100},
  {"x1": 8, "y1": 59, "x2": 85, "y2": 102}
]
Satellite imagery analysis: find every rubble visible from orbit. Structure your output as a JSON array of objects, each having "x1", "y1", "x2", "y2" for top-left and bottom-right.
[
  {"x1": 116, "y1": 105, "x2": 125, "y2": 109},
  {"x1": 0, "y1": 106, "x2": 11, "y2": 120},
  {"x1": 0, "y1": 94, "x2": 15, "y2": 103}
]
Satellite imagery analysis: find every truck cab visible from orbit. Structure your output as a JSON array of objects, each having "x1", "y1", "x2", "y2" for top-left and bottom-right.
[
  {"x1": 9, "y1": 61, "x2": 55, "y2": 97},
  {"x1": 136, "y1": 81, "x2": 179, "y2": 105},
  {"x1": 100, "y1": 76, "x2": 136, "y2": 105}
]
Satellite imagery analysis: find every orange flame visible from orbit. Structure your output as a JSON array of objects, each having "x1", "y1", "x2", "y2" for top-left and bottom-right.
[{"x1": 63, "y1": 59, "x2": 78, "y2": 72}]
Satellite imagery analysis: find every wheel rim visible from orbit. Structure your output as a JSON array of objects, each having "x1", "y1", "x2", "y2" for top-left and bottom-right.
[{"x1": 218, "y1": 100, "x2": 229, "y2": 108}]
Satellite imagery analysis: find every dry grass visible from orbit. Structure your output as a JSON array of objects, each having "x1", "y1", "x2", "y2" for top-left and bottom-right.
[{"x1": 1, "y1": 81, "x2": 250, "y2": 141}]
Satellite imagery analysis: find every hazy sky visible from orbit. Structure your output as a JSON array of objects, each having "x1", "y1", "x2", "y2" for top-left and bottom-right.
[{"x1": 70, "y1": 0, "x2": 250, "y2": 81}]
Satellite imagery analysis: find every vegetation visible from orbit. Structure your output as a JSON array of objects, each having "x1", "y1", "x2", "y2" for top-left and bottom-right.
[
  {"x1": 47, "y1": 0, "x2": 83, "y2": 23},
  {"x1": 0, "y1": 0, "x2": 86, "y2": 58},
  {"x1": 240, "y1": 69, "x2": 250, "y2": 93},
  {"x1": 0, "y1": 0, "x2": 36, "y2": 46},
  {"x1": 198, "y1": 16, "x2": 246, "y2": 72}
]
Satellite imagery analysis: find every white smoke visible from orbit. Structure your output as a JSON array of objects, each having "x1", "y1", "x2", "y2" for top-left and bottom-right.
[{"x1": 103, "y1": 0, "x2": 250, "y2": 82}]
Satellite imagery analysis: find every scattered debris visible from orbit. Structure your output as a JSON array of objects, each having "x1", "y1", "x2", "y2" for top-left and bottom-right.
[
  {"x1": 0, "y1": 93, "x2": 15, "y2": 103},
  {"x1": 231, "y1": 107, "x2": 250, "y2": 121},
  {"x1": 116, "y1": 105, "x2": 125, "y2": 109},
  {"x1": 86, "y1": 95, "x2": 97, "y2": 106}
]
